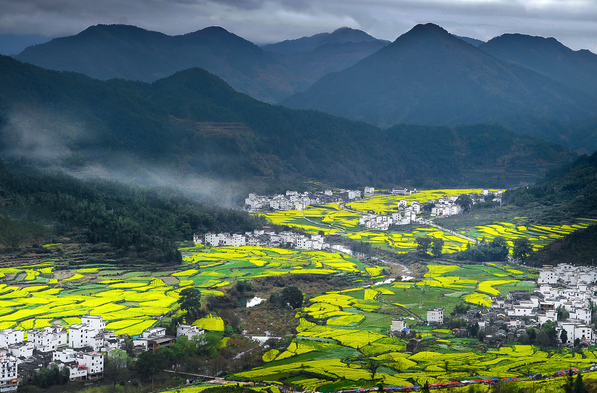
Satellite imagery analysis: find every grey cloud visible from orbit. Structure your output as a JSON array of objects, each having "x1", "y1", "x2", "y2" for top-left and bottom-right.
[{"x1": 0, "y1": 0, "x2": 596, "y2": 50}]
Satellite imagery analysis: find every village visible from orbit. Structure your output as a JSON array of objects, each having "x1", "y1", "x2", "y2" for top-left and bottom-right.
[
  {"x1": 204, "y1": 188, "x2": 503, "y2": 245},
  {"x1": 392, "y1": 263, "x2": 597, "y2": 354},
  {"x1": 0, "y1": 316, "x2": 205, "y2": 391}
]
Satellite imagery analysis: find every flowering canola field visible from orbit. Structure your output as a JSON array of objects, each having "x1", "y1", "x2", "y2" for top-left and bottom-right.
[
  {"x1": 0, "y1": 246, "x2": 369, "y2": 337},
  {"x1": 233, "y1": 263, "x2": 587, "y2": 392},
  {"x1": 260, "y1": 189, "x2": 591, "y2": 256}
]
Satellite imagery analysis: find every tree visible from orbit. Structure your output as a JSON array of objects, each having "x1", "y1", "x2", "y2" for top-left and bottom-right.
[
  {"x1": 455, "y1": 194, "x2": 473, "y2": 212},
  {"x1": 589, "y1": 299, "x2": 597, "y2": 325},
  {"x1": 560, "y1": 329, "x2": 568, "y2": 344},
  {"x1": 364, "y1": 358, "x2": 382, "y2": 380},
  {"x1": 105, "y1": 349, "x2": 131, "y2": 389},
  {"x1": 557, "y1": 306, "x2": 570, "y2": 321},
  {"x1": 178, "y1": 287, "x2": 202, "y2": 321},
  {"x1": 281, "y1": 286, "x2": 303, "y2": 309},
  {"x1": 536, "y1": 321, "x2": 558, "y2": 347},
  {"x1": 467, "y1": 322, "x2": 479, "y2": 337},
  {"x1": 421, "y1": 382, "x2": 430, "y2": 393},
  {"x1": 431, "y1": 238, "x2": 444, "y2": 257},
  {"x1": 512, "y1": 237, "x2": 533, "y2": 261},
  {"x1": 526, "y1": 327, "x2": 537, "y2": 344},
  {"x1": 574, "y1": 372, "x2": 587, "y2": 393},
  {"x1": 135, "y1": 351, "x2": 163, "y2": 380},
  {"x1": 489, "y1": 237, "x2": 509, "y2": 260},
  {"x1": 564, "y1": 369, "x2": 575, "y2": 393},
  {"x1": 416, "y1": 237, "x2": 433, "y2": 255}
]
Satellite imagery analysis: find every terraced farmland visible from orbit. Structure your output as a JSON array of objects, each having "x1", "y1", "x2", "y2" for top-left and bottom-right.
[
  {"x1": 0, "y1": 246, "x2": 371, "y2": 336},
  {"x1": 260, "y1": 189, "x2": 592, "y2": 255},
  {"x1": 231, "y1": 263, "x2": 583, "y2": 391}
]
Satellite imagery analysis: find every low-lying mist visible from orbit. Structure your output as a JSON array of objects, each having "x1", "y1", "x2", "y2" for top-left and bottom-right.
[{"x1": 0, "y1": 109, "x2": 248, "y2": 208}]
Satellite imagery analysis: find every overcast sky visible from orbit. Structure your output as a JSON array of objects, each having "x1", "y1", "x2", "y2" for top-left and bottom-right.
[{"x1": 1, "y1": 0, "x2": 596, "y2": 52}]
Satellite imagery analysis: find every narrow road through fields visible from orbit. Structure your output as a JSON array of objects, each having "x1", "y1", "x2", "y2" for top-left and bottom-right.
[
  {"x1": 302, "y1": 210, "x2": 346, "y2": 232},
  {"x1": 420, "y1": 218, "x2": 478, "y2": 244}
]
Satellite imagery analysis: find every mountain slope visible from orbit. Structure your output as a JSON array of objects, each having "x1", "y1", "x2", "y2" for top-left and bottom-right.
[
  {"x1": 480, "y1": 33, "x2": 597, "y2": 97},
  {"x1": 453, "y1": 35, "x2": 485, "y2": 47},
  {"x1": 504, "y1": 150, "x2": 597, "y2": 265},
  {"x1": 0, "y1": 55, "x2": 576, "y2": 197},
  {"x1": 281, "y1": 23, "x2": 597, "y2": 142},
  {"x1": 261, "y1": 27, "x2": 389, "y2": 54}
]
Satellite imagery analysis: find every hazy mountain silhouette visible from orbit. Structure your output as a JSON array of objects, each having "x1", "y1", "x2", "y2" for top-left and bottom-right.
[
  {"x1": 281, "y1": 23, "x2": 597, "y2": 145},
  {"x1": 16, "y1": 24, "x2": 297, "y2": 103},
  {"x1": 15, "y1": 24, "x2": 391, "y2": 103},
  {"x1": 479, "y1": 33, "x2": 597, "y2": 97},
  {"x1": 261, "y1": 27, "x2": 389, "y2": 54}
]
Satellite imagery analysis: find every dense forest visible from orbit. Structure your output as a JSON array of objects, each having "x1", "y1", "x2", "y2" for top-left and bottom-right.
[{"x1": 0, "y1": 160, "x2": 261, "y2": 261}]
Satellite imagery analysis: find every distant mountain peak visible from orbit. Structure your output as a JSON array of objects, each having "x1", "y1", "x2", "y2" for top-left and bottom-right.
[
  {"x1": 409, "y1": 23, "x2": 449, "y2": 34},
  {"x1": 389, "y1": 23, "x2": 469, "y2": 48},
  {"x1": 261, "y1": 27, "x2": 387, "y2": 54}
]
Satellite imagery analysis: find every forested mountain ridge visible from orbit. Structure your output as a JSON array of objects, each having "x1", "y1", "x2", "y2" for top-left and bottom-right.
[
  {"x1": 281, "y1": 23, "x2": 597, "y2": 149},
  {"x1": 505, "y1": 150, "x2": 597, "y2": 219},
  {"x1": 0, "y1": 55, "x2": 576, "y2": 198}
]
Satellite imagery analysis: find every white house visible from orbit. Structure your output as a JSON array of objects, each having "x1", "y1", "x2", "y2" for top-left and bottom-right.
[
  {"x1": 53, "y1": 348, "x2": 79, "y2": 363},
  {"x1": 570, "y1": 308, "x2": 592, "y2": 325},
  {"x1": 63, "y1": 363, "x2": 88, "y2": 381},
  {"x1": 141, "y1": 327, "x2": 166, "y2": 339},
  {"x1": 391, "y1": 319, "x2": 407, "y2": 332},
  {"x1": 81, "y1": 316, "x2": 105, "y2": 331},
  {"x1": 68, "y1": 324, "x2": 103, "y2": 351},
  {"x1": 364, "y1": 187, "x2": 375, "y2": 195},
  {"x1": 0, "y1": 351, "x2": 18, "y2": 392},
  {"x1": 0, "y1": 330, "x2": 24, "y2": 348},
  {"x1": 27, "y1": 326, "x2": 67, "y2": 352},
  {"x1": 79, "y1": 351, "x2": 104, "y2": 379},
  {"x1": 427, "y1": 308, "x2": 444, "y2": 324},
  {"x1": 538, "y1": 270, "x2": 559, "y2": 285},
  {"x1": 575, "y1": 325, "x2": 593, "y2": 342},
  {"x1": 8, "y1": 342, "x2": 33, "y2": 358},
  {"x1": 177, "y1": 324, "x2": 204, "y2": 341}
]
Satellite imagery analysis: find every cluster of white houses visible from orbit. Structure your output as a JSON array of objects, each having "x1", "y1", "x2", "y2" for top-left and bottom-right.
[
  {"x1": 359, "y1": 200, "x2": 423, "y2": 230},
  {"x1": 0, "y1": 316, "x2": 205, "y2": 390},
  {"x1": 244, "y1": 188, "x2": 373, "y2": 213},
  {"x1": 391, "y1": 264, "x2": 597, "y2": 348},
  {"x1": 200, "y1": 230, "x2": 329, "y2": 251}
]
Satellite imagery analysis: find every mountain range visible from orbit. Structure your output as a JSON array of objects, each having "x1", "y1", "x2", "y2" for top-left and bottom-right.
[
  {"x1": 14, "y1": 23, "x2": 597, "y2": 153},
  {"x1": 15, "y1": 24, "x2": 389, "y2": 103},
  {"x1": 0, "y1": 54, "x2": 573, "y2": 199},
  {"x1": 281, "y1": 23, "x2": 597, "y2": 149}
]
